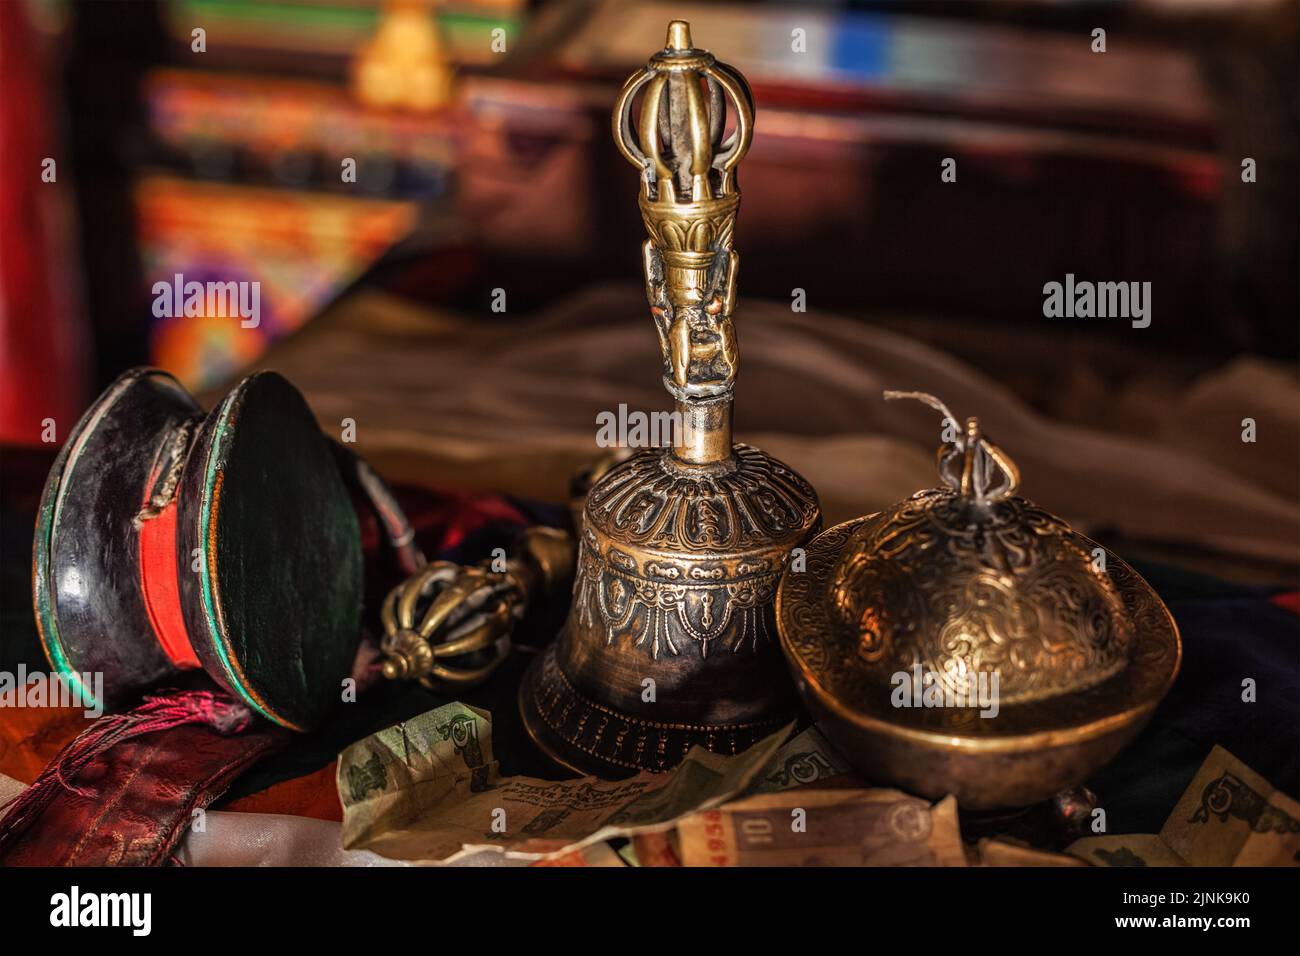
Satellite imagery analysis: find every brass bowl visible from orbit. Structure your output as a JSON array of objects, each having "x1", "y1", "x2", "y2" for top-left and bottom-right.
[{"x1": 775, "y1": 408, "x2": 1181, "y2": 809}]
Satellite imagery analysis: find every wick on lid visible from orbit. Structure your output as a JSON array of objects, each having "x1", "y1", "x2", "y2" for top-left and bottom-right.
[{"x1": 883, "y1": 389, "x2": 1020, "y2": 503}]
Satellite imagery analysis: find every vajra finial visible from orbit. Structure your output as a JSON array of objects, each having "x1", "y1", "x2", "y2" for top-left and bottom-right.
[
  {"x1": 613, "y1": 20, "x2": 753, "y2": 206},
  {"x1": 611, "y1": 22, "x2": 754, "y2": 463}
]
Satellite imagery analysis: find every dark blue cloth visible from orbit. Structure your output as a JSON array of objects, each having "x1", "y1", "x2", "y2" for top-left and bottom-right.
[{"x1": 1086, "y1": 563, "x2": 1300, "y2": 833}]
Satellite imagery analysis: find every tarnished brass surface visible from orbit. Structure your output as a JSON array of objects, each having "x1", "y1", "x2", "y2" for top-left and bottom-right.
[
  {"x1": 381, "y1": 526, "x2": 574, "y2": 690},
  {"x1": 612, "y1": 18, "x2": 753, "y2": 459},
  {"x1": 520, "y1": 22, "x2": 822, "y2": 778},
  {"x1": 776, "y1": 399, "x2": 1181, "y2": 808}
]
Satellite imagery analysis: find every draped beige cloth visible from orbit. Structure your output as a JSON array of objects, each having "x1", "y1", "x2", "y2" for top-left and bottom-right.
[{"x1": 251, "y1": 285, "x2": 1299, "y2": 572}]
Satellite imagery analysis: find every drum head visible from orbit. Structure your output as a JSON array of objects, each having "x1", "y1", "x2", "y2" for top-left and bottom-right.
[{"x1": 176, "y1": 371, "x2": 363, "y2": 731}]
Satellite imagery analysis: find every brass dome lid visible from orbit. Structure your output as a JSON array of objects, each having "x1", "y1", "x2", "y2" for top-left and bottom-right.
[{"x1": 776, "y1": 392, "x2": 1181, "y2": 808}]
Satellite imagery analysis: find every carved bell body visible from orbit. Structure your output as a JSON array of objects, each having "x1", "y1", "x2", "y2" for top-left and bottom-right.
[{"x1": 520, "y1": 22, "x2": 822, "y2": 777}]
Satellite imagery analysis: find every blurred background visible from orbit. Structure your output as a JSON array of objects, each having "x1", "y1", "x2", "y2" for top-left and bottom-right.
[{"x1": 2, "y1": 0, "x2": 1298, "y2": 581}]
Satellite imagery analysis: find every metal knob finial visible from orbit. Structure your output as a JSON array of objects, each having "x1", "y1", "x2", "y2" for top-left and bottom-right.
[
  {"x1": 666, "y1": 19, "x2": 692, "y2": 51},
  {"x1": 883, "y1": 390, "x2": 1021, "y2": 504},
  {"x1": 612, "y1": 22, "x2": 753, "y2": 204}
]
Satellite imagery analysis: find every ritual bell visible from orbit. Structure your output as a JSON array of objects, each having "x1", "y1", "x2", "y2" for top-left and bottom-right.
[{"x1": 519, "y1": 21, "x2": 822, "y2": 777}]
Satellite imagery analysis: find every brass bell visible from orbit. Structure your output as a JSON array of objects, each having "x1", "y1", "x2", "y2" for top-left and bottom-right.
[
  {"x1": 519, "y1": 22, "x2": 822, "y2": 777},
  {"x1": 776, "y1": 392, "x2": 1181, "y2": 808}
]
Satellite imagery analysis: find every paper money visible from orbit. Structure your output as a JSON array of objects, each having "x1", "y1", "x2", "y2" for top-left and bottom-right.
[
  {"x1": 338, "y1": 701, "x2": 792, "y2": 864},
  {"x1": 530, "y1": 841, "x2": 627, "y2": 867},
  {"x1": 629, "y1": 830, "x2": 682, "y2": 867},
  {"x1": 1066, "y1": 833, "x2": 1187, "y2": 867},
  {"x1": 615, "y1": 727, "x2": 853, "y2": 867},
  {"x1": 675, "y1": 789, "x2": 967, "y2": 866},
  {"x1": 615, "y1": 841, "x2": 642, "y2": 867},
  {"x1": 747, "y1": 725, "x2": 858, "y2": 794},
  {"x1": 975, "y1": 837, "x2": 1087, "y2": 867},
  {"x1": 1068, "y1": 745, "x2": 1299, "y2": 867},
  {"x1": 1160, "y1": 744, "x2": 1300, "y2": 866}
]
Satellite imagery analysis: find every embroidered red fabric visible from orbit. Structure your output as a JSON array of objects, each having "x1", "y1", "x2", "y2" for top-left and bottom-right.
[{"x1": 0, "y1": 690, "x2": 289, "y2": 866}]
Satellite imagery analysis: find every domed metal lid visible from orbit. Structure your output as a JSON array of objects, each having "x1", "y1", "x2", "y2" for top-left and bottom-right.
[{"x1": 776, "y1": 392, "x2": 1181, "y2": 744}]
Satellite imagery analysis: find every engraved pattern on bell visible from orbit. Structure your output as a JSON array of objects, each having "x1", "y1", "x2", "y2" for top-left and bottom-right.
[
  {"x1": 571, "y1": 445, "x2": 820, "y2": 661},
  {"x1": 524, "y1": 648, "x2": 788, "y2": 774},
  {"x1": 586, "y1": 444, "x2": 817, "y2": 550}
]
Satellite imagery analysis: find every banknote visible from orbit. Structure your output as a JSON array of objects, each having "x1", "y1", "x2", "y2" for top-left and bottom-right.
[
  {"x1": 1160, "y1": 744, "x2": 1300, "y2": 866},
  {"x1": 675, "y1": 789, "x2": 967, "y2": 866},
  {"x1": 530, "y1": 841, "x2": 627, "y2": 867},
  {"x1": 614, "y1": 727, "x2": 854, "y2": 867},
  {"x1": 746, "y1": 725, "x2": 858, "y2": 794},
  {"x1": 1068, "y1": 745, "x2": 1299, "y2": 867},
  {"x1": 629, "y1": 830, "x2": 682, "y2": 866},
  {"x1": 1066, "y1": 833, "x2": 1187, "y2": 867},
  {"x1": 338, "y1": 701, "x2": 792, "y2": 864},
  {"x1": 615, "y1": 841, "x2": 642, "y2": 867},
  {"x1": 975, "y1": 837, "x2": 1087, "y2": 867}
]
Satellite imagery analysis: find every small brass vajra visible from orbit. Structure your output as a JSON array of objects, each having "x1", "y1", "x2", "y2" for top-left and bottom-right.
[{"x1": 379, "y1": 527, "x2": 572, "y2": 690}]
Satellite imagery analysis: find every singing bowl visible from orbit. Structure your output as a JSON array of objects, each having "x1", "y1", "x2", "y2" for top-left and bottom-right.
[{"x1": 776, "y1": 514, "x2": 1181, "y2": 809}]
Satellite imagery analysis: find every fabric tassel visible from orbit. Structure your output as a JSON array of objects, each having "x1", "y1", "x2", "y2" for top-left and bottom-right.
[{"x1": 0, "y1": 689, "x2": 253, "y2": 857}]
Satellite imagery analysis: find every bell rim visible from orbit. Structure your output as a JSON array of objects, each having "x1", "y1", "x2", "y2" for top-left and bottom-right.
[
  {"x1": 518, "y1": 646, "x2": 634, "y2": 779},
  {"x1": 519, "y1": 642, "x2": 794, "y2": 778},
  {"x1": 776, "y1": 514, "x2": 1182, "y2": 753}
]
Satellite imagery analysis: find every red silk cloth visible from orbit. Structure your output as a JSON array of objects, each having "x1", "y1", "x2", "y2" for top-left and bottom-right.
[{"x1": 0, "y1": 691, "x2": 289, "y2": 866}]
